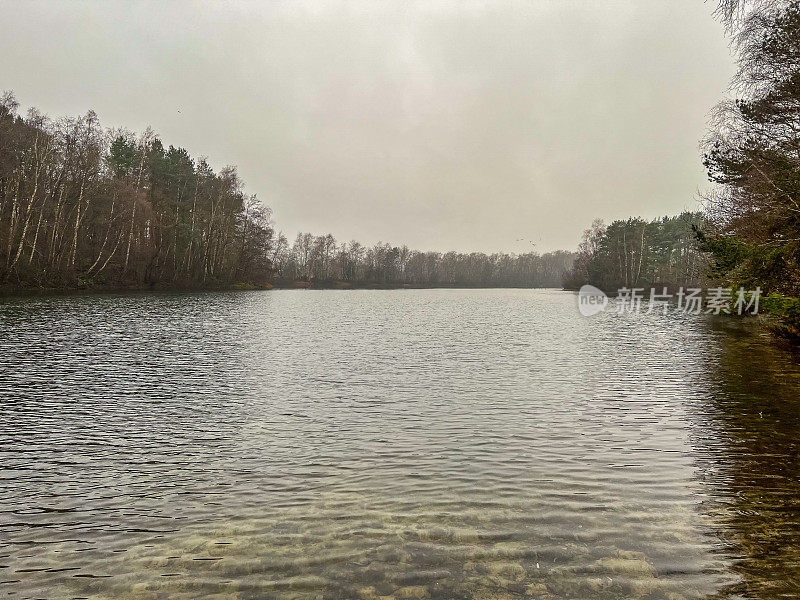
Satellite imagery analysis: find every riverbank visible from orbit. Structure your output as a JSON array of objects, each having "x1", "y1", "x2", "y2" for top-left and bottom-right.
[
  {"x1": 270, "y1": 279, "x2": 559, "y2": 290},
  {"x1": 0, "y1": 281, "x2": 274, "y2": 297},
  {"x1": 0, "y1": 280, "x2": 567, "y2": 296}
]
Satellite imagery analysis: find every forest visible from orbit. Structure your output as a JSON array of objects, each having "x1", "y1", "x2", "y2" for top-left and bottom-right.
[
  {"x1": 0, "y1": 94, "x2": 274, "y2": 289},
  {"x1": 562, "y1": 213, "x2": 708, "y2": 292},
  {"x1": 0, "y1": 94, "x2": 575, "y2": 291}
]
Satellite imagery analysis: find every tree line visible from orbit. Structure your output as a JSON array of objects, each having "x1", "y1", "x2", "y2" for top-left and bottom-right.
[
  {"x1": 0, "y1": 93, "x2": 274, "y2": 289},
  {"x1": 0, "y1": 93, "x2": 577, "y2": 291},
  {"x1": 273, "y1": 232, "x2": 575, "y2": 288},
  {"x1": 562, "y1": 213, "x2": 708, "y2": 292}
]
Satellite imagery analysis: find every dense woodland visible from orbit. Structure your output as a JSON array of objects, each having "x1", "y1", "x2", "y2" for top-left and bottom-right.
[
  {"x1": 562, "y1": 213, "x2": 708, "y2": 292},
  {"x1": 0, "y1": 94, "x2": 274, "y2": 289}
]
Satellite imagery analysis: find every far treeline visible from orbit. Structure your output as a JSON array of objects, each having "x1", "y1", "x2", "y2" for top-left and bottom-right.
[
  {"x1": 564, "y1": 0, "x2": 800, "y2": 337},
  {"x1": 272, "y1": 233, "x2": 574, "y2": 288},
  {"x1": 0, "y1": 93, "x2": 574, "y2": 291}
]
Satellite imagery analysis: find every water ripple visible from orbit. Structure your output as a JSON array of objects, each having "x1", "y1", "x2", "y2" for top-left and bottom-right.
[{"x1": 0, "y1": 289, "x2": 798, "y2": 599}]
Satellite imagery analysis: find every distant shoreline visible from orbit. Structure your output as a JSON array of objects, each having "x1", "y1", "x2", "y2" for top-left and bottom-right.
[{"x1": 0, "y1": 282, "x2": 567, "y2": 297}]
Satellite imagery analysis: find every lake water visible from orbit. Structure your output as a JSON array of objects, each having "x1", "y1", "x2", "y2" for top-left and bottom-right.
[{"x1": 1, "y1": 289, "x2": 799, "y2": 599}]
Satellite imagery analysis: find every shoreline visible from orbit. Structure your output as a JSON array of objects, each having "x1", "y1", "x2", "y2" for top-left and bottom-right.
[{"x1": 0, "y1": 282, "x2": 566, "y2": 297}]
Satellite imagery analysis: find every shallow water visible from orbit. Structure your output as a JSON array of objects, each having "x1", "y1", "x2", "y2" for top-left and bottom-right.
[{"x1": 0, "y1": 289, "x2": 798, "y2": 599}]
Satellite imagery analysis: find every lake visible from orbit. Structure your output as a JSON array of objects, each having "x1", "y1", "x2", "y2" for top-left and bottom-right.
[{"x1": 1, "y1": 289, "x2": 798, "y2": 599}]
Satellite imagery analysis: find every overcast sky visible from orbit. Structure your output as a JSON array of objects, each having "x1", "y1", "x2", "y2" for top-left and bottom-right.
[{"x1": 0, "y1": 1, "x2": 734, "y2": 253}]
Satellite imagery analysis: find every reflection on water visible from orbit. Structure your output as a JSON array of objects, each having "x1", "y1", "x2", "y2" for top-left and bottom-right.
[
  {"x1": 0, "y1": 289, "x2": 798, "y2": 599},
  {"x1": 693, "y1": 320, "x2": 800, "y2": 598}
]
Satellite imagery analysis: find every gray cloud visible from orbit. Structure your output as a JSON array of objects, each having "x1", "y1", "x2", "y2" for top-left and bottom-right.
[{"x1": 0, "y1": 0, "x2": 734, "y2": 252}]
